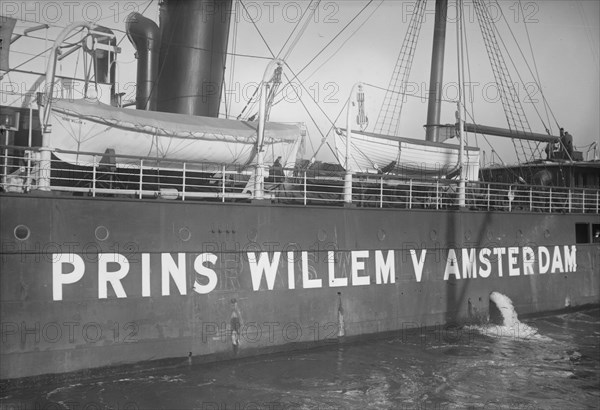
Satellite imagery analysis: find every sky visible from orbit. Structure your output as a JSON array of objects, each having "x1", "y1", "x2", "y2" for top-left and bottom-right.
[{"x1": 2, "y1": 0, "x2": 599, "y2": 166}]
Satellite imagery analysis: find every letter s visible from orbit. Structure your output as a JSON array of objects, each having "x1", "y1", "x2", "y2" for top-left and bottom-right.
[{"x1": 193, "y1": 253, "x2": 218, "y2": 294}]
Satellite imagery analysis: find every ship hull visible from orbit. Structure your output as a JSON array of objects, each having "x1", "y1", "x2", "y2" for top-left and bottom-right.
[{"x1": 1, "y1": 193, "x2": 599, "y2": 380}]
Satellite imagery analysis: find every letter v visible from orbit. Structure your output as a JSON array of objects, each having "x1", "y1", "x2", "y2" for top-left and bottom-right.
[{"x1": 410, "y1": 249, "x2": 427, "y2": 282}]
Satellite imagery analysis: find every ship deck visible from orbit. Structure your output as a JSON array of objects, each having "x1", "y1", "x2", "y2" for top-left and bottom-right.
[{"x1": 1, "y1": 145, "x2": 599, "y2": 215}]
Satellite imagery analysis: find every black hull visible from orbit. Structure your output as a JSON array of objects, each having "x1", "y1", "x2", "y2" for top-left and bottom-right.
[{"x1": 1, "y1": 193, "x2": 598, "y2": 380}]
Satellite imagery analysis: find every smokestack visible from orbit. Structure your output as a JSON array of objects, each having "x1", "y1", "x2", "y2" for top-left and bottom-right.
[
  {"x1": 157, "y1": 0, "x2": 233, "y2": 117},
  {"x1": 126, "y1": 12, "x2": 161, "y2": 111}
]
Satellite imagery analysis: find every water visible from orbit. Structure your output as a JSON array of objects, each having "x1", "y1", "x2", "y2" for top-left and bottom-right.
[{"x1": 1, "y1": 307, "x2": 599, "y2": 410}]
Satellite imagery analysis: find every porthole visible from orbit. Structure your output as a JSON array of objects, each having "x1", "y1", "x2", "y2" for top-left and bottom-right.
[
  {"x1": 14, "y1": 225, "x2": 30, "y2": 241},
  {"x1": 95, "y1": 225, "x2": 109, "y2": 241},
  {"x1": 179, "y1": 227, "x2": 191, "y2": 242}
]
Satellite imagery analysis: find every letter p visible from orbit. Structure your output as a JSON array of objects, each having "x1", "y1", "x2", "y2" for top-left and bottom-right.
[{"x1": 52, "y1": 253, "x2": 85, "y2": 301}]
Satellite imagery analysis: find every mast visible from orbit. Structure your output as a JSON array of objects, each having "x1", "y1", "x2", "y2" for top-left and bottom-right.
[
  {"x1": 425, "y1": 0, "x2": 448, "y2": 142},
  {"x1": 456, "y1": 0, "x2": 466, "y2": 207}
]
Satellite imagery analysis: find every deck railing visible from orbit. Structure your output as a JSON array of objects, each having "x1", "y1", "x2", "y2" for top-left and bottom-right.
[{"x1": 1, "y1": 146, "x2": 599, "y2": 214}]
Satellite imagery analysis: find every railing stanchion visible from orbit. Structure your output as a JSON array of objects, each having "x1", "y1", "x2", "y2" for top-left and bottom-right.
[
  {"x1": 582, "y1": 190, "x2": 585, "y2": 214},
  {"x1": 182, "y1": 163, "x2": 186, "y2": 201},
  {"x1": 549, "y1": 188, "x2": 552, "y2": 212},
  {"x1": 222, "y1": 165, "x2": 226, "y2": 202},
  {"x1": 25, "y1": 150, "x2": 32, "y2": 191},
  {"x1": 380, "y1": 177, "x2": 384, "y2": 208},
  {"x1": 139, "y1": 159, "x2": 143, "y2": 199},
  {"x1": 409, "y1": 180, "x2": 412, "y2": 209},
  {"x1": 92, "y1": 155, "x2": 97, "y2": 197},
  {"x1": 487, "y1": 184, "x2": 490, "y2": 211},
  {"x1": 529, "y1": 188, "x2": 532, "y2": 211},
  {"x1": 436, "y1": 181, "x2": 439, "y2": 210},
  {"x1": 568, "y1": 189, "x2": 572, "y2": 213},
  {"x1": 303, "y1": 171, "x2": 307, "y2": 206},
  {"x1": 26, "y1": 105, "x2": 33, "y2": 190}
]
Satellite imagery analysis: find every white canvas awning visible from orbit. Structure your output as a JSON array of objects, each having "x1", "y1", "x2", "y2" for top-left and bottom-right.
[
  {"x1": 45, "y1": 98, "x2": 302, "y2": 170},
  {"x1": 334, "y1": 130, "x2": 480, "y2": 180}
]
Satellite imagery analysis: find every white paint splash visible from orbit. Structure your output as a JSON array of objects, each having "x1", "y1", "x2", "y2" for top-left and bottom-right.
[
  {"x1": 485, "y1": 291, "x2": 551, "y2": 342},
  {"x1": 489, "y1": 291, "x2": 520, "y2": 328}
]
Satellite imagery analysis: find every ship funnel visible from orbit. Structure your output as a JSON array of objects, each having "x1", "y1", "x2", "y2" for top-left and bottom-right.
[
  {"x1": 157, "y1": 0, "x2": 233, "y2": 117},
  {"x1": 126, "y1": 12, "x2": 161, "y2": 111}
]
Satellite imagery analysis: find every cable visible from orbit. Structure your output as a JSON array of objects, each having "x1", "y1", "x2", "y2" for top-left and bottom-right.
[
  {"x1": 272, "y1": 0, "x2": 383, "y2": 109},
  {"x1": 363, "y1": 82, "x2": 456, "y2": 103},
  {"x1": 3, "y1": 28, "x2": 85, "y2": 76},
  {"x1": 239, "y1": 1, "x2": 276, "y2": 57},
  {"x1": 276, "y1": 1, "x2": 375, "y2": 94},
  {"x1": 276, "y1": 0, "x2": 321, "y2": 60},
  {"x1": 494, "y1": 0, "x2": 559, "y2": 131}
]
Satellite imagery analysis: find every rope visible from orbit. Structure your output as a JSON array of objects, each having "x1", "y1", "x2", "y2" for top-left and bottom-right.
[
  {"x1": 237, "y1": 0, "x2": 376, "y2": 143},
  {"x1": 473, "y1": 0, "x2": 535, "y2": 166},
  {"x1": 302, "y1": 1, "x2": 384, "y2": 84},
  {"x1": 272, "y1": 0, "x2": 376, "y2": 102},
  {"x1": 494, "y1": 0, "x2": 559, "y2": 132},
  {"x1": 519, "y1": 0, "x2": 552, "y2": 133},
  {"x1": 374, "y1": 0, "x2": 426, "y2": 136},
  {"x1": 277, "y1": 0, "x2": 321, "y2": 61},
  {"x1": 3, "y1": 28, "x2": 85, "y2": 77},
  {"x1": 272, "y1": 0, "x2": 383, "y2": 109}
]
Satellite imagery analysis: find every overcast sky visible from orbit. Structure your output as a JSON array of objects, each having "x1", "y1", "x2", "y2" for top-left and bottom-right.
[{"x1": 2, "y1": 0, "x2": 599, "y2": 165}]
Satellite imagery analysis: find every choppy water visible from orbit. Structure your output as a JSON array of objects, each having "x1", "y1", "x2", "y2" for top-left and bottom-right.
[{"x1": 1, "y1": 307, "x2": 599, "y2": 410}]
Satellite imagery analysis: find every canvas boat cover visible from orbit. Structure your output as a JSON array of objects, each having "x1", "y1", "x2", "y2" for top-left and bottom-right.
[
  {"x1": 46, "y1": 98, "x2": 302, "y2": 169},
  {"x1": 334, "y1": 130, "x2": 480, "y2": 180}
]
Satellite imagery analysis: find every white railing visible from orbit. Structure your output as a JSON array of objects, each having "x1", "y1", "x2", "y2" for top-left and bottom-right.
[{"x1": 1, "y1": 146, "x2": 599, "y2": 214}]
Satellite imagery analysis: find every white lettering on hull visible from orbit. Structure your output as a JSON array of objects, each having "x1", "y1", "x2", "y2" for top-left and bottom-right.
[{"x1": 49, "y1": 245, "x2": 579, "y2": 300}]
